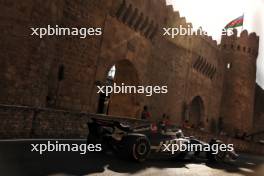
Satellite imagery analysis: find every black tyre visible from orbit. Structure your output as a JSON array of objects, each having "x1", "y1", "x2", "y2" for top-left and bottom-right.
[
  {"x1": 175, "y1": 151, "x2": 188, "y2": 160},
  {"x1": 206, "y1": 151, "x2": 215, "y2": 162},
  {"x1": 206, "y1": 151, "x2": 226, "y2": 162},
  {"x1": 206, "y1": 140, "x2": 226, "y2": 162},
  {"x1": 120, "y1": 134, "x2": 151, "y2": 162}
]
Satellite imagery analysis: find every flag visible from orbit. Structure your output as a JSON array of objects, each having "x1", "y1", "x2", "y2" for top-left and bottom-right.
[{"x1": 225, "y1": 15, "x2": 244, "y2": 29}]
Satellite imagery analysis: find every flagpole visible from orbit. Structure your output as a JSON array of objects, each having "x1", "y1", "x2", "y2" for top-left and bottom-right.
[{"x1": 241, "y1": 13, "x2": 244, "y2": 31}]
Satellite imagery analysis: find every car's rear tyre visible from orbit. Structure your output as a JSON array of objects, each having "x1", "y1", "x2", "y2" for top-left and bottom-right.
[
  {"x1": 175, "y1": 151, "x2": 188, "y2": 160},
  {"x1": 206, "y1": 142, "x2": 226, "y2": 162},
  {"x1": 214, "y1": 151, "x2": 226, "y2": 161},
  {"x1": 120, "y1": 134, "x2": 151, "y2": 162}
]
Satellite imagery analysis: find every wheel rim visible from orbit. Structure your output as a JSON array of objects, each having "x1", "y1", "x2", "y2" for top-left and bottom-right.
[
  {"x1": 137, "y1": 143, "x2": 147, "y2": 155},
  {"x1": 215, "y1": 152, "x2": 225, "y2": 161}
]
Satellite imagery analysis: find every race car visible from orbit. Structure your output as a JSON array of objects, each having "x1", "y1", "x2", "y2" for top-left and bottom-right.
[{"x1": 87, "y1": 118, "x2": 238, "y2": 162}]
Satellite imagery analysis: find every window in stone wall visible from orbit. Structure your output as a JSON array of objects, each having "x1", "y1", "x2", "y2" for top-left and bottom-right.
[
  {"x1": 226, "y1": 62, "x2": 232, "y2": 69},
  {"x1": 97, "y1": 65, "x2": 116, "y2": 115},
  {"x1": 58, "y1": 65, "x2": 65, "y2": 81},
  {"x1": 107, "y1": 65, "x2": 116, "y2": 80}
]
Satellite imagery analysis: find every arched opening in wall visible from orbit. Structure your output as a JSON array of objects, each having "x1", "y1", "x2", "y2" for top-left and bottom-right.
[
  {"x1": 226, "y1": 62, "x2": 232, "y2": 70},
  {"x1": 188, "y1": 96, "x2": 204, "y2": 128},
  {"x1": 96, "y1": 60, "x2": 140, "y2": 118},
  {"x1": 96, "y1": 65, "x2": 116, "y2": 114}
]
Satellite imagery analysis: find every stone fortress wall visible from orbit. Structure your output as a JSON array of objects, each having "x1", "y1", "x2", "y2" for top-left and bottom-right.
[{"x1": 0, "y1": 0, "x2": 262, "y2": 138}]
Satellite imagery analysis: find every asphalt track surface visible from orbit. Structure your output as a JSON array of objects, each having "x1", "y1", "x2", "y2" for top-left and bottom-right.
[{"x1": 0, "y1": 139, "x2": 263, "y2": 176}]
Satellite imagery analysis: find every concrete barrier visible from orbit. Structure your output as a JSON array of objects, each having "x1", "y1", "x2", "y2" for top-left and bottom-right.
[{"x1": 0, "y1": 104, "x2": 263, "y2": 155}]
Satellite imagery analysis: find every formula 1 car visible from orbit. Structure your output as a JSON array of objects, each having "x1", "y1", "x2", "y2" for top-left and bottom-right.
[{"x1": 87, "y1": 118, "x2": 238, "y2": 162}]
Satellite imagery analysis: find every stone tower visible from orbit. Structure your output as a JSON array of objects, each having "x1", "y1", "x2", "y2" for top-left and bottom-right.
[{"x1": 220, "y1": 29, "x2": 259, "y2": 134}]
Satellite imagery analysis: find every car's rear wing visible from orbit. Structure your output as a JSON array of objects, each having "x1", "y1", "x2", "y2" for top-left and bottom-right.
[
  {"x1": 88, "y1": 117, "x2": 118, "y2": 126},
  {"x1": 88, "y1": 117, "x2": 134, "y2": 132}
]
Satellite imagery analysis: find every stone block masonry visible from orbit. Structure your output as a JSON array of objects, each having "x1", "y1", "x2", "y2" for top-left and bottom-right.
[
  {"x1": 0, "y1": 0, "x2": 262, "y2": 143},
  {"x1": 0, "y1": 104, "x2": 89, "y2": 139}
]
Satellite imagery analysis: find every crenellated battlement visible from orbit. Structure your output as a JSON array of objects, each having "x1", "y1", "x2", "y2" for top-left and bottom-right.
[
  {"x1": 197, "y1": 32, "x2": 218, "y2": 48},
  {"x1": 112, "y1": 0, "x2": 258, "y2": 63},
  {"x1": 162, "y1": 3, "x2": 218, "y2": 50},
  {"x1": 112, "y1": 0, "x2": 219, "y2": 51},
  {"x1": 113, "y1": 0, "x2": 160, "y2": 40},
  {"x1": 220, "y1": 29, "x2": 259, "y2": 58}
]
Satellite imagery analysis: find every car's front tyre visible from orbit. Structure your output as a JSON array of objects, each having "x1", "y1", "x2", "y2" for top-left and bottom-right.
[{"x1": 120, "y1": 134, "x2": 151, "y2": 162}]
